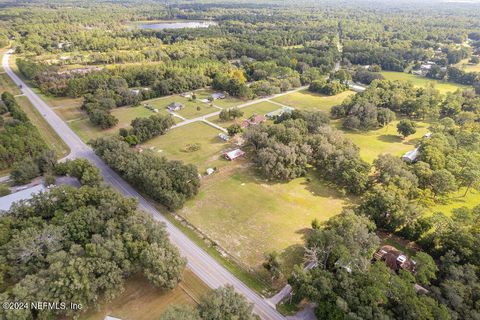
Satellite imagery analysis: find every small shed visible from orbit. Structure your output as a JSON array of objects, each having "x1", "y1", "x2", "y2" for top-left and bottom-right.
[
  {"x1": 206, "y1": 168, "x2": 215, "y2": 175},
  {"x1": 211, "y1": 92, "x2": 226, "y2": 100},
  {"x1": 402, "y1": 148, "x2": 419, "y2": 163},
  {"x1": 167, "y1": 102, "x2": 184, "y2": 111},
  {"x1": 218, "y1": 133, "x2": 230, "y2": 141},
  {"x1": 265, "y1": 106, "x2": 295, "y2": 119},
  {"x1": 224, "y1": 149, "x2": 245, "y2": 161}
]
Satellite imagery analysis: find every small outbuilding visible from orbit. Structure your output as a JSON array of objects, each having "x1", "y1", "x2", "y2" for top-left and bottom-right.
[
  {"x1": 167, "y1": 102, "x2": 184, "y2": 111},
  {"x1": 218, "y1": 133, "x2": 230, "y2": 141},
  {"x1": 402, "y1": 148, "x2": 419, "y2": 163},
  {"x1": 224, "y1": 149, "x2": 245, "y2": 161},
  {"x1": 211, "y1": 92, "x2": 226, "y2": 100},
  {"x1": 265, "y1": 106, "x2": 295, "y2": 119}
]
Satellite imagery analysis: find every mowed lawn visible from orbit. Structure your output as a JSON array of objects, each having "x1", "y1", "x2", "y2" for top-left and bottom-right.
[
  {"x1": 194, "y1": 89, "x2": 247, "y2": 109},
  {"x1": 271, "y1": 90, "x2": 354, "y2": 112},
  {"x1": 336, "y1": 120, "x2": 430, "y2": 163},
  {"x1": 208, "y1": 101, "x2": 280, "y2": 128},
  {"x1": 70, "y1": 106, "x2": 164, "y2": 142},
  {"x1": 141, "y1": 122, "x2": 231, "y2": 172},
  {"x1": 83, "y1": 269, "x2": 209, "y2": 320},
  {"x1": 146, "y1": 95, "x2": 218, "y2": 119},
  {"x1": 380, "y1": 71, "x2": 469, "y2": 94},
  {"x1": 428, "y1": 188, "x2": 480, "y2": 216},
  {"x1": 178, "y1": 163, "x2": 354, "y2": 269},
  {"x1": 16, "y1": 96, "x2": 70, "y2": 158}
]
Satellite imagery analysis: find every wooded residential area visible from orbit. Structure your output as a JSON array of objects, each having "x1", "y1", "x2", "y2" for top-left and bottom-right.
[{"x1": 0, "y1": 0, "x2": 479, "y2": 319}]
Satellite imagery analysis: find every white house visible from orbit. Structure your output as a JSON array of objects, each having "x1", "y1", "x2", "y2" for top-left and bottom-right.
[
  {"x1": 402, "y1": 148, "x2": 420, "y2": 163},
  {"x1": 0, "y1": 184, "x2": 46, "y2": 212}
]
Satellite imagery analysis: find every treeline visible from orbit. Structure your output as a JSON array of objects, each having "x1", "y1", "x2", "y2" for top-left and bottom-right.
[
  {"x1": 161, "y1": 285, "x2": 257, "y2": 320},
  {"x1": 0, "y1": 182, "x2": 185, "y2": 319},
  {"x1": 427, "y1": 65, "x2": 480, "y2": 87},
  {"x1": 0, "y1": 92, "x2": 49, "y2": 171},
  {"x1": 244, "y1": 110, "x2": 370, "y2": 194},
  {"x1": 120, "y1": 113, "x2": 175, "y2": 145},
  {"x1": 91, "y1": 137, "x2": 200, "y2": 210},
  {"x1": 332, "y1": 80, "x2": 442, "y2": 130},
  {"x1": 289, "y1": 211, "x2": 451, "y2": 320},
  {"x1": 288, "y1": 123, "x2": 480, "y2": 319}
]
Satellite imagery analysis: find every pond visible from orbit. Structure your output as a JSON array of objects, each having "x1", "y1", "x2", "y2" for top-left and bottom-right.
[{"x1": 139, "y1": 21, "x2": 217, "y2": 30}]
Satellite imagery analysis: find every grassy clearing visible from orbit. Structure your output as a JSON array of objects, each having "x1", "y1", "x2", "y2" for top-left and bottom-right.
[
  {"x1": 194, "y1": 88, "x2": 247, "y2": 108},
  {"x1": 69, "y1": 106, "x2": 168, "y2": 142},
  {"x1": 454, "y1": 58, "x2": 480, "y2": 73},
  {"x1": 82, "y1": 269, "x2": 209, "y2": 320},
  {"x1": 428, "y1": 188, "x2": 480, "y2": 216},
  {"x1": 15, "y1": 96, "x2": 70, "y2": 158},
  {"x1": 380, "y1": 71, "x2": 469, "y2": 94},
  {"x1": 336, "y1": 120, "x2": 430, "y2": 163},
  {"x1": 271, "y1": 90, "x2": 354, "y2": 112},
  {"x1": 208, "y1": 101, "x2": 280, "y2": 128},
  {"x1": 146, "y1": 95, "x2": 217, "y2": 119},
  {"x1": 178, "y1": 162, "x2": 354, "y2": 270},
  {"x1": 141, "y1": 122, "x2": 231, "y2": 172},
  {"x1": 0, "y1": 72, "x2": 21, "y2": 95}
]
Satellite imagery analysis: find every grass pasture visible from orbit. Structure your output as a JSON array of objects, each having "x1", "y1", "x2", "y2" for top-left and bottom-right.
[
  {"x1": 336, "y1": 120, "x2": 430, "y2": 163},
  {"x1": 428, "y1": 188, "x2": 480, "y2": 216},
  {"x1": 0, "y1": 72, "x2": 21, "y2": 95},
  {"x1": 271, "y1": 90, "x2": 354, "y2": 112},
  {"x1": 83, "y1": 269, "x2": 209, "y2": 320},
  {"x1": 380, "y1": 71, "x2": 469, "y2": 94},
  {"x1": 146, "y1": 95, "x2": 218, "y2": 119},
  {"x1": 178, "y1": 163, "x2": 353, "y2": 270},
  {"x1": 69, "y1": 105, "x2": 165, "y2": 142},
  {"x1": 141, "y1": 121, "x2": 231, "y2": 172},
  {"x1": 16, "y1": 96, "x2": 70, "y2": 157}
]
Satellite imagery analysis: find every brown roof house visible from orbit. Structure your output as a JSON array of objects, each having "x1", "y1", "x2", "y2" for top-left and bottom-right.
[
  {"x1": 240, "y1": 114, "x2": 266, "y2": 129},
  {"x1": 373, "y1": 245, "x2": 416, "y2": 273}
]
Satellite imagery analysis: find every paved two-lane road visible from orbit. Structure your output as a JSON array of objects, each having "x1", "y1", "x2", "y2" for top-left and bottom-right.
[{"x1": 2, "y1": 52, "x2": 285, "y2": 320}]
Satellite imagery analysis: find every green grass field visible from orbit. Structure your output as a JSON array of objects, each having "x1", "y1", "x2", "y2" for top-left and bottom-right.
[
  {"x1": 336, "y1": 119, "x2": 430, "y2": 163},
  {"x1": 271, "y1": 90, "x2": 354, "y2": 112},
  {"x1": 194, "y1": 88, "x2": 247, "y2": 109},
  {"x1": 208, "y1": 101, "x2": 280, "y2": 128},
  {"x1": 454, "y1": 58, "x2": 480, "y2": 73},
  {"x1": 16, "y1": 96, "x2": 70, "y2": 158},
  {"x1": 380, "y1": 71, "x2": 469, "y2": 94},
  {"x1": 428, "y1": 188, "x2": 480, "y2": 216},
  {"x1": 141, "y1": 122, "x2": 231, "y2": 172},
  {"x1": 0, "y1": 72, "x2": 21, "y2": 95},
  {"x1": 69, "y1": 106, "x2": 164, "y2": 142},
  {"x1": 178, "y1": 162, "x2": 354, "y2": 270},
  {"x1": 146, "y1": 95, "x2": 218, "y2": 119},
  {"x1": 83, "y1": 269, "x2": 209, "y2": 320}
]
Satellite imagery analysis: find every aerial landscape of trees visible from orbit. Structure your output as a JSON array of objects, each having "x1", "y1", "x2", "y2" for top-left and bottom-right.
[{"x1": 1, "y1": 0, "x2": 480, "y2": 319}]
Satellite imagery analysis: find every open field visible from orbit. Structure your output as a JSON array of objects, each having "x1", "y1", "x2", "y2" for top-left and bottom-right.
[
  {"x1": 380, "y1": 71, "x2": 469, "y2": 94},
  {"x1": 271, "y1": 90, "x2": 354, "y2": 112},
  {"x1": 428, "y1": 188, "x2": 480, "y2": 216},
  {"x1": 178, "y1": 162, "x2": 354, "y2": 270},
  {"x1": 208, "y1": 101, "x2": 280, "y2": 128},
  {"x1": 69, "y1": 106, "x2": 172, "y2": 142},
  {"x1": 16, "y1": 96, "x2": 70, "y2": 158},
  {"x1": 146, "y1": 95, "x2": 218, "y2": 119},
  {"x1": 141, "y1": 121, "x2": 231, "y2": 172},
  {"x1": 454, "y1": 58, "x2": 480, "y2": 73},
  {"x1": 336, "y1": 120, "x2": 430, "y2": 163},
  {"x1": 83, "y1": 270, "x2": 209, "y2": 320}
]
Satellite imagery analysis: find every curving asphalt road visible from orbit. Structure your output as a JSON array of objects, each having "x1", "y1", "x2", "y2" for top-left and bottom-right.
[{"x1": 2, "y1": 52, "x2": 286, "y2": 320}]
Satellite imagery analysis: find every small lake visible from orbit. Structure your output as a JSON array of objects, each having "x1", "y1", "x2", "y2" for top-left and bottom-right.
[{"x1": 139, "y1": 21, "x2": 217, "y2": 30}]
